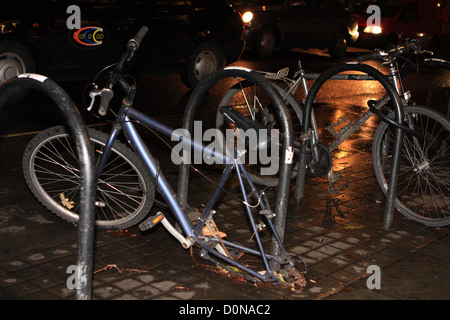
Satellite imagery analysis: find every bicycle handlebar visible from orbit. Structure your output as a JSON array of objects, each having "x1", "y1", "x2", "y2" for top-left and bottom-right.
[
  {"x1": 357, "y1": 37, "x2": 431, "y2": 63},
  {"x1": 125, "y1": 26, "x2": 149, "y2": 62},
  {"x1": 357, "y1": 49, "x2": 385, "y2": 63},
  {"x1": 128, "y1": 26, "x2": 148, "y2": 49},
  {"x1": 89, "y1": 26, "x2": 148, "y2": 116}
]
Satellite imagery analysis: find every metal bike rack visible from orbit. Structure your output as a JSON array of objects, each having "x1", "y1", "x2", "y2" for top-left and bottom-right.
[
  {"x1": 177, "y1": 68, "x2": 293, "y2": 271},
  {"x1": 0, "y1": 74, "x2": 96, "y2": 299},
  {"x1": 294, "y1": 63, "x2": 405, "y2": 229}
]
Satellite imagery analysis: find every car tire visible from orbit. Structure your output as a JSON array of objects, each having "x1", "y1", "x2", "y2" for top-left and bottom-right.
[
  {"x1": 328, "y1": 31, "x2": 348, "y2": 58},
  {"x1": 256, "y1": 27, "x2": 276, "y2": 58},
  {"x1": 0, "y1": 40, "x2": 36, "y2": 104},
  {"x1": 181, "y1": 41, "x2": 225, "y2": 89}
]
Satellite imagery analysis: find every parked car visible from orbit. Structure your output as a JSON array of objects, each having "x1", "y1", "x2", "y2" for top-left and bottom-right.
[
  {"x1": 0, "y1": 0, "x2": 245, "y2": 102},
  {"x1": 230, "y1": 0, "x2": 359, "y2": 58},
  {"x1": 352, "y1": 0, "x2": 447, "y2": 50}
]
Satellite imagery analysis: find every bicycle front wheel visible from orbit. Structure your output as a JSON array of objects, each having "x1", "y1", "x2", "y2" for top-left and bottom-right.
[
  {"x1": 372, "y1": 106, "x2": 450, "y2": 227},
  {"x1": 23, "y1": 125, "x2": 155, "y2": 229}
]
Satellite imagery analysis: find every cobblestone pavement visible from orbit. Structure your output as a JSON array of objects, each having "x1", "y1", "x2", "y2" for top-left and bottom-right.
[
  {"x1": 0, "y1": 127, "x2": 448, "y2": 302},
  {"x1": 1, "y1": 54, "x2": 449, "y2": 304}
]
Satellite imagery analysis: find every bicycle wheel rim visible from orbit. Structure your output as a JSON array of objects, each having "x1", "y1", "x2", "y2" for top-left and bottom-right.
[
  {"x1": 373, "y1": 106, "x2": 450, "y2": 227},
  {"x1": 27, "y1": 131, "x2": 152, "y2": 228}
]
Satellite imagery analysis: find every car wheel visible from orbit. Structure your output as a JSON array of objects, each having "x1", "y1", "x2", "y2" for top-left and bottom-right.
[
  {"x1": 329, "y1": 32, "x2": 348, "y2": 58},
  {"x1": 0, "y1": 41, "x2": 36, "y2": 104},
  {"x1": 256, "y1": 27, "x2": 276, "y2": 58},
  {"x1": 182, "y1": 41, "x2": 224, "y2": 89}
]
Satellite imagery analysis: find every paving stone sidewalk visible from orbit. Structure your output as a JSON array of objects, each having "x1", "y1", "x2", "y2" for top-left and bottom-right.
[{"x1": 0, "y1": 132, "x2": 448, "y2": 301}]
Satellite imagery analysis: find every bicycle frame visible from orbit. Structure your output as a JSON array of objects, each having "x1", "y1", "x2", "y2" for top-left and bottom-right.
[
  {"x1": 94, "y1": 85, "x2": 293, "y2": 283},
  {"x1": 281, "y1": 60, "x2": 405, "y2": 152},
  {"x1": 265, "y1": 57, "x2": 415, "y2": 194}
]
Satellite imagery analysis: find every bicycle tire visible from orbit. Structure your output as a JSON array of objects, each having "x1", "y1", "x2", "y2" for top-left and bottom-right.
[
  {"x1": 216, "y1": 80, "x2": 303, "y2": 186},
  {"x1": 23, "y1": 125, "x2": 155, "y2": 229},
  {"x1": 372, "y1": 106, "x2": 450, "y2": 227}
]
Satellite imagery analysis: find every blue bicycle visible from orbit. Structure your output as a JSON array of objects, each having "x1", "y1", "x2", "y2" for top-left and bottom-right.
[{"x1": 21, "y1": 27, "x2": 305, "y2": 287}]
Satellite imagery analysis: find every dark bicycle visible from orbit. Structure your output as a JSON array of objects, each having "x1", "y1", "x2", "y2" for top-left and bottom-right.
[{"x1": 217, "y1": 38, "x2": 450, "y2": 227}]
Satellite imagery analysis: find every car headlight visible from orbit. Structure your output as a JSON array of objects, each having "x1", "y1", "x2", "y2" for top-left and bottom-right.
[
  {"x1": 241, "y1": 11, "x2": 253, "y2": 24},
  {"x1": 363, "y1": 26, "x2": 382, "y2": 34}
]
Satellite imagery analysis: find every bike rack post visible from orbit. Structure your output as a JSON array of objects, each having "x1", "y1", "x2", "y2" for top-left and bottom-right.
[
  {"x1": 0, "y1": 74, "x2": 96, "y2": 299},
  {"x1": 295, "y1": 63, "x2": 405, "y2": 229},
  {"x1": 178, "y1": 68, "x2": 293, "y2": 271}
]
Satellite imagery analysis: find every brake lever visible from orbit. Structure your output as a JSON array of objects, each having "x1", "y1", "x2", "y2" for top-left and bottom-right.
[{"x1": 87, "y1": 85, "x2": 101, "y2": 111}]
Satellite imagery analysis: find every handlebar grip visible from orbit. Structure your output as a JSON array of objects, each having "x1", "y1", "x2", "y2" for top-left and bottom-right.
[
  {"x1": 98, "y1": 89, "x2": 114, "y2": 116},
  {"x1": 128, "y1": 26, "x2": 149, "y2": 48},
  {"x1": 357, "y1": 50, "x2": 381, "y2": 63}
]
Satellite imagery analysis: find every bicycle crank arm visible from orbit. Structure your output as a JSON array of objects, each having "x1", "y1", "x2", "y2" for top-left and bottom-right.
[{"x1": 139, "y1": 212, "x2": 194, "y2": 249}]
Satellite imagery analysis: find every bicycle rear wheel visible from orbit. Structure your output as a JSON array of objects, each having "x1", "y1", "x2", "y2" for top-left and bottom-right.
[
  {"x1": 372, "y1": 106, "x2": 450, "y2": 227},
  {"x1": 216, "y1": 80, "x2": 303, "y2": 186},
  {"x1": 23, "y1": 125, "x2": 155, "y2": 229}
]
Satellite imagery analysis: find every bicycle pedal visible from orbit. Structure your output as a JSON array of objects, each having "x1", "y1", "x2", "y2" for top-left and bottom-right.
[
  {"x1": 139, "y1": 212, "x2": 165, "y2": 231},
  {"x1": 259, "y1": 209, "x2": 275, "y2": 219}
]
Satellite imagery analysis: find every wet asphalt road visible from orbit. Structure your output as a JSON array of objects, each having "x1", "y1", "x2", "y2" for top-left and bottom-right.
[{"x1": 1, "y1": 46, "x2": 449, "y2": 138}]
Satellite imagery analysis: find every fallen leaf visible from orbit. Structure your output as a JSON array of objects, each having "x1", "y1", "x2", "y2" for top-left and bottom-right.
[
  {"x1": 59, "y1": 193, "x2": 75, "y2": 210},
  {"x1": 343, "y1": 222, "x2": 363, "y2": 229}
]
